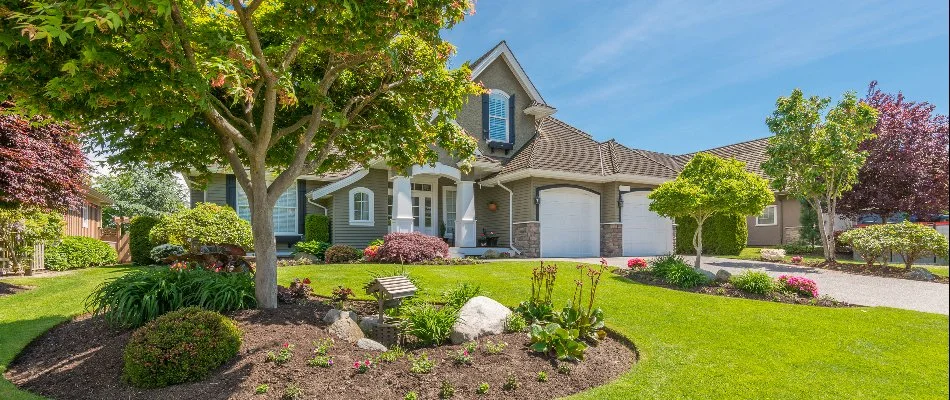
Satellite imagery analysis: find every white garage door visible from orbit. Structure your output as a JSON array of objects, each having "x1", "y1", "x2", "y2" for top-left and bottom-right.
[
  {"x1": 539, "y1": 187, "x2": 600, "y2": 257},
  {"x1": 622, "y1": 191, "x2": 673, "y2": 256}
]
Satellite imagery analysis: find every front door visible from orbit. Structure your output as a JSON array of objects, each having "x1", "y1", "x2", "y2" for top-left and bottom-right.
[{"x1": 411, "y1": 183, "x2": 435, "y2": 235}]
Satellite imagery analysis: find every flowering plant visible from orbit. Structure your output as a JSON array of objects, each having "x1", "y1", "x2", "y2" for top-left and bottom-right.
[
  {"x1": 777, "y1": 275, "x2": 818, "y2": 298},
  {"x1": 266, "y1": 342, "x2": 294, "y2": 365},
  {"x1": 363, "y1": 245, "x2": 380, "y2": 261},
  {"x1": 331, "y1": 286, "x2": 354, "y2": 309},
  {"x1": 452, "y1": 349, "x2": 474, "y2": 365},
  {"x1": 353, "y1": 359, "x2": 372, "y2": 373},
  {"x1": 790, "y1": 255, "x2": 803, "y2": 264},
  {"x1": 627, "y1": 258, "x2": 648, "y2": 270}
]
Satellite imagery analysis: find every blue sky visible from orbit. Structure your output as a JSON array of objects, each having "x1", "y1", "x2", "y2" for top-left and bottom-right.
[{"x1": 442, "y1": 0, "x2": 950, "y2": 154}]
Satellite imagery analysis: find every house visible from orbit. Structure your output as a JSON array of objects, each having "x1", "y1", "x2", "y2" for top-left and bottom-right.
[
  {"x1": 187, "y1": 41, "x2": 793, "y2": 257},
  {"x1": 64, "y1": 184, "x2": 113, "y2": 240}
]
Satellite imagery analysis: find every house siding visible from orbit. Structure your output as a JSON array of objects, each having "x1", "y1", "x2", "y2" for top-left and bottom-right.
[
  {"x1": 474, "y1": 184, "x2": 510, "y2": 246},
  {"x1": 457, "y1": 57, "x2": 537, "y2": 158},
  {"x1": 747, "y1": 195, "x2": 800, "y2": 246},
  {"x1": 331, "y1": 168, "x2": 390, "y2": 248},
  {"x1": 64, "y1": 200, "x2": 102, "y2": 239}
]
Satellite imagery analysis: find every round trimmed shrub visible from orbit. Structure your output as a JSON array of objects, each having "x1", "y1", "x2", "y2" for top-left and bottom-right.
[
  {"x1": 324, "y1": 244, "x2": 361, "y2": 263},
  {"x1": 675, "y1": 213, "x2": 748, "y2": 256},
  {"x1": 123, "y1": 307, "x2": 241, "y2": 388},
  {"x1": 45, "y1": 236, "x2": 118, "y2": 270},
  {"x1": 128, "y1": 215, "x2": 160, "y2": 265},
  {"x1": 376, "y1": 232, "x2": 449, "y2": 263},
  {"x1": 150, "y1": 243, "x2": 185, "y2": 263},
  {"x1": 730, "y1": 271, "x2": 776, "y2": 294},
  {"x1": 149, "y1": 203, "x2": 253, "y2": 250}
]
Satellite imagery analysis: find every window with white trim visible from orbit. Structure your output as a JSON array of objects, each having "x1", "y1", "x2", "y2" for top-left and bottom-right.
[
  {"x1": 236, "y1": 184, "x2": 299, "y2": 235},
  {"x1": 443, "y1": 187, "x2": 456, "y2": 238},
  {"x1": 349, "y1": 187, "x2": 374, "y2": 226},
  {"x1": 756, "y1": 205, "x2": 778, "y2": 226},
  {"x1": 488, "y1": 90, "x2": 509, "y2": 142},
  {"x1": 81, "y1": 204, "x2": 89, "y2": 228}
]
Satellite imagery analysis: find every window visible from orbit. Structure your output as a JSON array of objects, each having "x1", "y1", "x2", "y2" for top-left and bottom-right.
[
  {"x1": 443, "y1": 187, "x2": 456, "y2": 238},
  {"x1": 756, "y1": 205, "x2": 778, "y2": 226},
  {"x1": 236, "y1": 184, "x2": 299, "y2": 235},
  {"x1": 488, "y1": 90, "x2": 509, "y2": 142},
  {"x1": 81, "y1": 204, "x2": 89, "y2": 228},
  {"x1": 349, "y1": 187, "x2": 374, "y2": 226}
]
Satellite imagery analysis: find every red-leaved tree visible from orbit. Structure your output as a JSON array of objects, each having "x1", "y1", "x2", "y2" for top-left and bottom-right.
[
  {"x1": 0, "y1": 102, "x2": 88, "y2": 211},
  {"x1": 839, "y1": 82, "x2": 950, "y2": 220}
]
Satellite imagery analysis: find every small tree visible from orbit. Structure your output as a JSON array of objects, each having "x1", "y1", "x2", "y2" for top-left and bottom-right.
[
  {"x1": 649, "y1": 153, "x2": 774, "y2": 268},
  {"x1": 798, "y1": 199, "x2": 820, "y2": 247},
  {"x1": 839, "y1": 82, "x2": 949, "y2": 220},
  {"x1": 763, "y1": 89, "x2": 879, "y2": 263},
  {"x1": 885, "y1": 222, "x2": 949, "y2": 269},
  {"x1": 95, "y1": 165, "x2": 186, "y2": 226}
]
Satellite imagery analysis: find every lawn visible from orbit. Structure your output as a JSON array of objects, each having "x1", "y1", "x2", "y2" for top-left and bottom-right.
[
  {"x1": 2, "y1": 262, "x2": 948, "y2": 399},
  {"x1": 731, "y1": 247, "x2": 950, "y2": 277}
]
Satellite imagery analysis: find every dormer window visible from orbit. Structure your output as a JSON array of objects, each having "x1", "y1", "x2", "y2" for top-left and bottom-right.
[{"x1": 487, "y1": 90, "x2": 510, "y2": 142}]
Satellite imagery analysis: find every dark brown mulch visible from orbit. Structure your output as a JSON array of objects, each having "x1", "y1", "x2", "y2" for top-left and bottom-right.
[
  {"x1": 808, "y1": 261, "x2": 949, "y2": 284},
  {"x1": 0, "y1": 281, "x2": 31, "y2": 296},
  {"x1": 623, "y1": 271, "x2": 854, "y2": 308},
  {"x1": 6, "y1": 300, "x2": 635, "y2": 400}
]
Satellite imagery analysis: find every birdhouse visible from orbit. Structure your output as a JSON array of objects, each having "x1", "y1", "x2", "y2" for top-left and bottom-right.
[{"x1": 365, "y1": 276, "x2": 417, "y2": 320}]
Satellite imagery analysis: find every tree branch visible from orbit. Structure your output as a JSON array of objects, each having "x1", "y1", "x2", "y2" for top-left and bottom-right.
[
  {"x1": 210, "y1": 95, "x2": 255, "y2": 136},
  {"x1": 205, "y1": 108, "x2": 254, "y2": 152},
  {"x1": 168, "y1": 0, "x2": 197, "y2": 68},
  {"x1": 219, "y1": 136, "x2": 251, "y2": 193},
  {"x1": 280, "y1": 36, "x2": 306, "y2": 72},
  {"x1": 231, "y1": 0, "x2": 277, "y2": 146}
]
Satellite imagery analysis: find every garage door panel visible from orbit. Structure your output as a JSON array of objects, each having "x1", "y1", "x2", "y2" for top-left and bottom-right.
[
  {"x1": 622, "y1": 192, "x2": 673, "y2": 256},
  {"x1": 539, "y1": 188, "x2": 600, "y2": 257}
]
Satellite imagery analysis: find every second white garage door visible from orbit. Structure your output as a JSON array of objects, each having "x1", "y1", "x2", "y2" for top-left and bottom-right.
[
  {"x1": 539, "y1": 187, "x2": 600, "y2": 257},
  {"x1": 622, "y1": 191, "x2": 673, "y2": 256}
]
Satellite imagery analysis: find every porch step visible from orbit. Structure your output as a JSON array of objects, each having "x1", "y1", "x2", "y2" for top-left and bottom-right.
[{"x1": 449, "y1": 247, "x2": 512, "y2": 258}]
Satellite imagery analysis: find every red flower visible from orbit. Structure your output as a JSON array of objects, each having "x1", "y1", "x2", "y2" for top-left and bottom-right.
[{"x1": 302, "y1": 278, "x2": 311, "y2": 285}]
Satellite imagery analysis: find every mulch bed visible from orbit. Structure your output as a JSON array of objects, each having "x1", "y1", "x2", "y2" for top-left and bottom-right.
[
  {"x1": 0, "y1": 281, "x2": 31, "y2": 297},
  {"x1": 6, "y1": 300, "x2": 635, "y2": 400},
  {"x1": 623, "y1": 270, "x2": 854, "y2": 308},
  {"x1": 807, "y1": 261, "x2": 949, "y2": 284}
]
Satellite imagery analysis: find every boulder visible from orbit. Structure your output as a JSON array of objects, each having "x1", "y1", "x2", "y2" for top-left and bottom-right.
[
  {"x1": 906, "y1": 267, "x2": 935, "y2": 281},
  {"x1": 356, "y1": 338, "x2": 387, "y2": 352},
  {"x1": 359, "y1": 315, "x2": 382, "y2": 334},
  {"x1": 715, "y1": 269, "x2": 732, "y2": 283},
  {"x1": 760, "y1": 248, "x2": 786, "y2": 262},
  {"x1": 699, "y1": 269, "x2": 715, "y2": 282},
  {"x1": 450, "y1": 296, "x2": 512, "y2": 344},
  {"x1": 327, "y1": 317, "x2": 365, "y2": 343},
  {"x1": 323, "y1": 309, "x2": 358, "y2": 324}
]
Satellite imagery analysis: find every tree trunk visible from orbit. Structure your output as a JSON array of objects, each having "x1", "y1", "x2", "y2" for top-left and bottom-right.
[
  {"x1": 825, "y1": 197, "x2": 838, "y2": 262},
  {"x1": 810, "y1": 197, "x2": 834, "y2": 263},
  {"x1": 251, "y1": 199, "x2": 279, "y2": 309},
  {"x1": 693, "y1": 217, "x2": 704, "y2": 268}
]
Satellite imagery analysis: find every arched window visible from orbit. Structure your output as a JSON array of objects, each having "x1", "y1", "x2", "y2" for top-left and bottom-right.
[
  {"x1": 488, "y1": 89, "x2": 510, "y2": 142},
  {"x1": 349, "y1": 187, "x2": 375, "y2": 226}
]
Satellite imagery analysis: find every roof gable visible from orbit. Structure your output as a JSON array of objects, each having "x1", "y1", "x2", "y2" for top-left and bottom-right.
[{"x1": 469, "y1": 41, "x2": 546, "y2": 105}]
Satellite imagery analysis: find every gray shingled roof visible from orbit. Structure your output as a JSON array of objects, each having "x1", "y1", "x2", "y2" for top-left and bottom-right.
[{"x1": 675, "y1": 137, "x2": 771, "y2": 177}]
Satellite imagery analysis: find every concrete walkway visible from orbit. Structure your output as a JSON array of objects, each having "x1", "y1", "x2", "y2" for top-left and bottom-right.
[{"x1": 504, "y1": 256, "x2": 949, "y2": 315}]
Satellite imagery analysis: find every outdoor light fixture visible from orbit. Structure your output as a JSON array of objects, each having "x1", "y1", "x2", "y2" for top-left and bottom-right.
[{"x1": 534, "y1": 196, "x2": 540, "y2": 205}]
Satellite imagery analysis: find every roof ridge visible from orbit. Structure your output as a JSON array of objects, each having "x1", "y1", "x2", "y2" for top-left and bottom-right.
[
  {"x1": 679, "y1": 135, "x2": 772, "y2": 156},
  {"x1": 468, "y1": 40, "x2": 506, "y2": 67},
  {"x1": 633, "y1": 148, "x2": 681, "y2": 174},
  {"x1": 545, "y1": 117, "x2": 595, "y2": 140}
]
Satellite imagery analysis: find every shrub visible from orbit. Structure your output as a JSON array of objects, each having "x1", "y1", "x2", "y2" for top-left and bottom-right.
[
  {"x1": 649, "y1": 253, "x2": 688, "y2": 277},
  {"x1": 529, "y1": 322, "x2": 588, "y2": 361},
  {"x1": 293, "y1": 240, "x2": 330, "y2": 260},
  {"x1": 782, "y1": 241, "x2": 819, "y2": 255},
  {"x1": 128, "y1": 215, "x2": 160, "y2": 265},
  {"x1": 45, "y1": 236, "x2": 118, "y2": 271},
  {"x1": 777, "y1": 275, "x2": 818, "y2": 297},
  {"x1": 363, "y1": 244, "x2": 380, "y2": 260},
  {"x1": 439, "y1": 380, "x2": 456, "y2": 399},
  {"x1": 442, "y1": 282, "x2": 482, "y2": 309},
  {"x1": 730, "y1": 271, "x2": 776, "y2": 294},
  {"x1": 650, "y1": 254, "x2": 707, "y2": 288},
  {"x1": 150, "y1": 244, "x2": 185, "y2": 263},
  {"x1": 368, "y1": 238, "x2": 384, "y2": 247},
  {"x1": 123, "y1": 307, "x2": 241, "y2": 388},
  {"x1": 304, "y1": 214, "x2": 330, "y2": 242},
  {"x1": 149, "y1": 203, "x2": 253, "y2": 250},
  {"x1": 324, "y1": 244, "x2": 361, "y2": 263},
  {"x1": 839, "y1": 226, "x2": 891, "y2": 267},
  {"x1": 0, "y1": 207, "x2": 63, "y2": 272},
  {"x1": 505, "y1": 313, "x2": 527, "y2": 333},
  {"x1": 675, "y1": 213, "x2": 747, "y2": 255},
  {"x1": 882, "y1": 221, "x2": 949, "y2": 269},
  {"x1": 627, "y1": 258, "x2": 648, "y2": 270},
  {"x1": 400, "y1": 301, "x2": 458, "y2": 346},
  {"x1": 86, "y1": 267, "x2": 256, "y2": 328},
  {"x1": 376, "y1": 232, "x2": 449, "y2": 263}
]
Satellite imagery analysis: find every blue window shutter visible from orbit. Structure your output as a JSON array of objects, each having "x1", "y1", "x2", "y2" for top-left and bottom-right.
[
  {"x1": 481, "y1": 93, "x2": 490, "y2": 140},
  {"x1": 225, "y1": 174, "x2": 236, "y2": 209},
  {"x1": 508, "y1": 93, "x2": 516, "y2": 144},
  {"x1": 297, "y1": 179, "x2": 306, "y2": 235}
]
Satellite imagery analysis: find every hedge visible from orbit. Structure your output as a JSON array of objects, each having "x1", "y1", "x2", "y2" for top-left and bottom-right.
[
  {"x1": 149, "y1": 203, "x2": 253, "y2": 250},
  {"x1": 305, "y1": 214, "x2": 330, "y2": 242},
  {"x1": 674, "y1": 213, "x2": 747, "y2": 256},
  {"x1": 45, "y1": 236, "x2": 119, "y2": 271},
  {"x1": 129, "y1": 215, "x2": 160, "y2": 265}
]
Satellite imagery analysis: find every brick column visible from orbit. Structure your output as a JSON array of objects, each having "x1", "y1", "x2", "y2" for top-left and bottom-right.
[
  {"x1": 513, "y1": 222, "x2": 540, "y2": 257},
  {"x1": 600, "y1": 223, "x2": 623, "y2": 257}
]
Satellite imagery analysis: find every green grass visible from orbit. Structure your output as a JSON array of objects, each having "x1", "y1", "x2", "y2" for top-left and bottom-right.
[
  {"x1": 2, "y1": 262, "x2": 948, "y2": 399},
  {"x1": 732, "y1": 247, "x2": 950, "y2": 277}
]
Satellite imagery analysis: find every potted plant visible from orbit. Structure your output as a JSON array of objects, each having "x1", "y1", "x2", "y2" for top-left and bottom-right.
[
  {"x1": 487, "y1": 200, "x2": 497, "y2": 212},
  {"x1": 480, "y1": 229, "x2": 499, "y2": 247}
]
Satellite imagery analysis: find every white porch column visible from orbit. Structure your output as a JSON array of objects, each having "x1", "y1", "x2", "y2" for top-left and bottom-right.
[
  {"x1": 391, "y1": 176, "x2": 414, "y2": 233},
  {"x1": 455, "y1": 181, "x2": 476, "y2": 247}
]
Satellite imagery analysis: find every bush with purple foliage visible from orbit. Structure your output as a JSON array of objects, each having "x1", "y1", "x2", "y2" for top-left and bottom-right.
[{"x1": 376, "y1": 232, "x2": 449, "y2": 263}]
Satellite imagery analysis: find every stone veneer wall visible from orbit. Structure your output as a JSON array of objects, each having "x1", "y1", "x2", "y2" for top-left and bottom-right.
[
  {"x1": 600, "y1": 223, "x2": 623, "y2": 257},
  {"x1": 513, "y1": 222, "x2": 540, "y2": 258}
]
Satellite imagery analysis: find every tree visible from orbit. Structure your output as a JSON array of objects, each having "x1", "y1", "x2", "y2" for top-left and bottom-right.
[
  {"x1": 762, "y1": 89, "x2": 879, "y2": 263},
  {"x1": 885, "y1": 221, "x2": 949, "y2": 270},
  {"x1": 2, "y1": 1, "x2": 482, "y2": 308},
  {"x1": 0, "y1": 102, "x2": 87, "y2": 211},
  {"x1": 94, "y1": 165, "x2": 185, "y2": 226},
  {"x1": 839, "y1": 82, "x2": 950, "y2": 220},
  {"x1": 649, "y1": 152, "x2": 774, "y2": 268},
  {"x1": 798, "y1": 199, "x2": 820, "y2": 246}
]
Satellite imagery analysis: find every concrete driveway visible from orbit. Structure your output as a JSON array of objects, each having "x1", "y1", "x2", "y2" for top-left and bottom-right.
[{"x1": 507, "y1": 256, "x2": 949, "y2": 315}]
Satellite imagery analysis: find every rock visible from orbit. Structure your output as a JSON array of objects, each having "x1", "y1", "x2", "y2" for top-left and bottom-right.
[
  {"x1": 715, "y1": 269, "x2": 732, "y2": 283},
  {"x1": 450, "y1": 296, "x2": 512, "y2": 344},
  {"x1": 323, "y1": 309, "x2": 358, "y2": 324},
  {"x1": 760, "y1": 248, "x2": 786, "y2": 262},
  {"x1": 356, "y1": 338, "x2": 387, "y2": 352},
  {"x1": 906, "y1": 267, "x2": 935, "y2": 281},
  {"x1": 359, "y1": 315, "x2": 381, "y2": 333},
  {"x1": 699, "y1": 269, "x2": 715, "y2": 282},
  {"x1": 327, "y1": 317, "x2": 365, "y2": 343}
]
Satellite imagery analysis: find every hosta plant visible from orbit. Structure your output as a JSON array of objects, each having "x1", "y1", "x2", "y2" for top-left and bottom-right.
[{"x1": 529, "y1": 323, "x2": 588, "y2": 361}]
